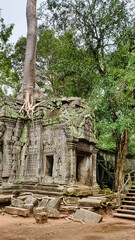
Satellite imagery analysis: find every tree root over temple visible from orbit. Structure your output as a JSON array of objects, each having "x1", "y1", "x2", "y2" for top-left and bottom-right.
[{"x1": 19, "y1": 90, "x2": 44, "y2": 119}]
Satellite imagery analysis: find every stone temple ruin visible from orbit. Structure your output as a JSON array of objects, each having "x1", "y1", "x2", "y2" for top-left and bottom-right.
[{"x1": 0, "y1": 95, "x2": 97, "y2": 194}]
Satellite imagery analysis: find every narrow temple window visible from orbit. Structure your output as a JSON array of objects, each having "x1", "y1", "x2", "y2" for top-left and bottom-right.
[{"x1": 45, "y1": 156, "x2": 54, "y2": 177}]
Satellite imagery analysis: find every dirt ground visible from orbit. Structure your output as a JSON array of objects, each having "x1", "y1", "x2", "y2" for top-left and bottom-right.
[{"x1": 0, "y1": 213, "x2": 135, "y2": 240}]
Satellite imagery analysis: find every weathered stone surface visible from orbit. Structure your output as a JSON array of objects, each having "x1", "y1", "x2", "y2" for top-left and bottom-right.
[
  {"x1": 46, "y1": 197, "x2": 62, "y2": 210},
  {"x1": 47, "y1": 207, "x2": 60, "y2": 218},
  {"x1": 24, "y1": 196, "x2": 38, "y2": 206},
  {"x1": 63, "y1": 197, "x2": 79, "y2": 205},
  {"x1": 0, "y1": 95, "x2": 97, "y2": 190},
  {"x1": 59, "y1": 205, "x2": 78, "y2": 212},
  {"x1": 0, "y1": 195, "x2": 11, "y2": 203},
  {"x1": 11, "y1": 198, "x2": 24, "y2": 208},
  {"x1": 18, "y1": 194, "x2": 33, "y2": 201},
  {"x1": 5, "y1": 206, "x2": 30, "y2": 217},
  {"x1": 38, "y1": 199, "x2": 49, "y2": 207},
  {"x1": 78, "y1": 198, "x2": 102, "y2": 208},
  {"x1": 23, "y1": 204, "x2": 34, "y2": 212},
  {"x1": 34, "y1": 207, "x2": 48, "y2": 215},
  {"x1": 35, "y1": 212, "x2": 48, "y2": 224},
  {"x1": 74, "y1": 209, "x2": 102, "y2": 223},
  {"x1": 64, "y1": 185, "x2": 92, "y2": 197}
]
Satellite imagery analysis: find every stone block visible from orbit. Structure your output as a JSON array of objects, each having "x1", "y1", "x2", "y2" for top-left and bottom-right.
[
  {"x1": 63, "y1": 197, "x2": 79, "y2": 205},
  {"x1": 38, "y1": 199, "x2": 49, "y2": 207},
  {"x1": 35, "y1": 212, "x2": 48, "y2": 224},
  {"x1": 59, "y1": 205, "x2": 78, "y2": 213},
  {"x1": 46, "y1": 197, "x2": 62, "y2": 210},
  {"x1": 23, "y1": 204, "x2": 34, "y2": 213},
  {"x1": 18, "y1": 195, "x2": 33, "y2": 201},
  {"x1": 64, "y1": 185, "x2": 92, "y2": 197},
  {"x1": 24, "y1": 196, "x2": 38, "y2": 206},
  {"x1": 11, "y1": 198, "x2": 24, "y2": 208},
  {"x1": 47, "y1": 207, "x2": 60, "y2": 218},
  {"x1": 78, "y1": 198, "x2": 102, "y2": 208},
  {"x1": 0, "y1": 195, "x2": 11, "y2": 203},
  {"x1": 74, "y1": 209, "x2": 102, "y2": 223},
  {"x1": 34, "y1": 207, "x2": 48, "y2": 215},
  {"x1": 5, "y1": 206, "x2": 30, "y2": 217}
]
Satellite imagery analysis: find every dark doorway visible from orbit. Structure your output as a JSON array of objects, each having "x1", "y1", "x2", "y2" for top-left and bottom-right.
[
  {"x1": 76, "y1": 155, "x2": 85, "y2": 182},
  {"x1": 45, "y1": 155, "x2": 54, "y2": 177}
]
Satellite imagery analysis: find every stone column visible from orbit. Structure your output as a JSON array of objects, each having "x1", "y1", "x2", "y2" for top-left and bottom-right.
[
  {"x1": 67, "y1": 141, "x2": 77, "y2": 184},
  {"x1": 89, "y1": 154, "x2": 93, "y2": 186},
  {"x1": 2, "y1": 120, "x2": 15, "y2": 179},
  {"x1": 92, "y1": 147, "x2": 98, "y2": 186}
]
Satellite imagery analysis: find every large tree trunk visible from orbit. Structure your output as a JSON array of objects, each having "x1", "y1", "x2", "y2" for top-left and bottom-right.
[
  {"x1": 18, "y1": 0, "x2": 44, "y2": 116},
  {"x1": 23, "y1": 0, "x2": 37, "y2": 104},
  {"x1": 114, "y1": 129, "x2": 128, "y2": 191},
  {"x1": 18, "y1": 0, "x2": 42, "y2": 117}
]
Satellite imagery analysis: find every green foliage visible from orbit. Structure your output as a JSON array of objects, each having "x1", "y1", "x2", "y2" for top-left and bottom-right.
[
  {"x1": 1, "y1": 1, "x2": 135, "y2": 161},
  {"x1": 36, "y1": 26, "x2": 99, "y2": 97},
  {"x1": 11, "y1": 37, "x2": 26, "y2": 82},
  {"x1": 128, "y1": 134, "x2": 135, "y2": 156},
  {"x1": 38, "y1": 0, "x2": 131, "y2": 75},
  {"x1": 11, "y1": 26, "x2": 98, "y2": 97},
  {"x1": 0, "y1": 13, "x2": 20, "y2": 95},
  {"x1": 93, "y1": 48, "x2": 135, "y2": 152}
]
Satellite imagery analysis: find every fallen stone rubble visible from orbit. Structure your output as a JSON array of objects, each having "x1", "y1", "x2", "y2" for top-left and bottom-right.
[{"x1": 0, "y1": 191, "x2": 120, "y2": 224}]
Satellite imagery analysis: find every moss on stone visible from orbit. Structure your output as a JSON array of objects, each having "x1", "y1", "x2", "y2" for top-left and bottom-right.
[
  {"x1": 20, "y1": 144, "x2": 26, "y2": 163},
  {"x1": 16, "y1": 177, "x2": 25, "y2": 183},
  {"x1": 10, "y1": 108, "x2": 19, "y2": 118},
  {"x1": 20, "y1": 124, "x2": 27, "y2": 144}
]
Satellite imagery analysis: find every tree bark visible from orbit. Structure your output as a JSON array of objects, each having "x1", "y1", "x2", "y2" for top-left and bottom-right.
[
  {"x1": 23, "y1": 0, "x2": 37, "y2": 105},
  {"x1": 114, "y1": 129, "x2": 128, "y2": 191}
]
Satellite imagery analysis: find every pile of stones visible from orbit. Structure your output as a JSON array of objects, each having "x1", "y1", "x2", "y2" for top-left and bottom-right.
[
  {"x1": 1, "y1": 189, "x2": 119, "y2": 224},
  {"x1": 5, "y1": 193, "x2": 62, "y2": 223}
]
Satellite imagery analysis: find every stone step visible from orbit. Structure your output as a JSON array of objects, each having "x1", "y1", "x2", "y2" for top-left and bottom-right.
[
  {"x1": 128, "y1": 189, "x2": 135, "y2": 193},
  {"x1": 2, "y1": 188, "x2": 63, "y2": 197},
  {"x1": 2, "y1": 183, "x2": 65, "y2": 195},
  {"x1": 116, "y1": 208, "x2": 135, "y2": 215},
  {"x1": 121, "y1": 205, "x2": 135, "y2": 210},
  {"x1": 131, "y1": 186, "x2": 135, "y2": 189},
  {"x1": 122, "y1": 200, "x2": 135, "y2": 205},
  {"x1": 20, "y1": 184, "x2": 64, "y2": 192},
  {"x1": 113, "y1": 213, "x2": 135, "y2": 219},
  {"x1": 125, "y1": 196, "x2": 135, "y2": 200},
  {"x1": 127, "y1": 193, "x2": 135, "y2": 196}
]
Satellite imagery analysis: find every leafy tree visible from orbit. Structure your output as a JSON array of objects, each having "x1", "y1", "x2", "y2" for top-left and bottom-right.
[
  {"x1": 37, "y1": 0, "x2": 134, "y2": 190},
  {"x1": 38, "y1": 0, "x2": 130, "y2": 75},
  {"x1": 0, "y1": 12, "x2": 19, "y2": 95},
  {"x1": 94, "y1": 48, "x2": 135, "y2": 190},
  {"x1": 14, "y1": 26, "x2": 99, "y2": 97},
  {"x1": 36, "y1": 26, "x2": 99, "y2": 97},
  {"x1": 12, "y1": 37, "x2": 26, "y2": 83}
]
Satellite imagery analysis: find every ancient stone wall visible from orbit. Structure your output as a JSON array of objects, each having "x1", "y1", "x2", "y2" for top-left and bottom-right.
[{"x1": 0, "y1": 95, "x2": 97, "y2": 189}]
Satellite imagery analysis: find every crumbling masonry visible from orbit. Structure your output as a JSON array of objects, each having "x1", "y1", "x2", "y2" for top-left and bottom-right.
[{"x1": 0, "y1": 95, "x2": 97, "y2": 193}]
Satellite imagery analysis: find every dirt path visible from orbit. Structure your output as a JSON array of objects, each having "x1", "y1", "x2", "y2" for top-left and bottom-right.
[{"x1": 0, "y1": 214, "x2": 135, "y2": 240}]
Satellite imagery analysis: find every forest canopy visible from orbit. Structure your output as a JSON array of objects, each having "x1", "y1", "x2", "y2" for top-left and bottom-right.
[{"x1": 0, "y1": 0, "x2": 135, "y2": 189}]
